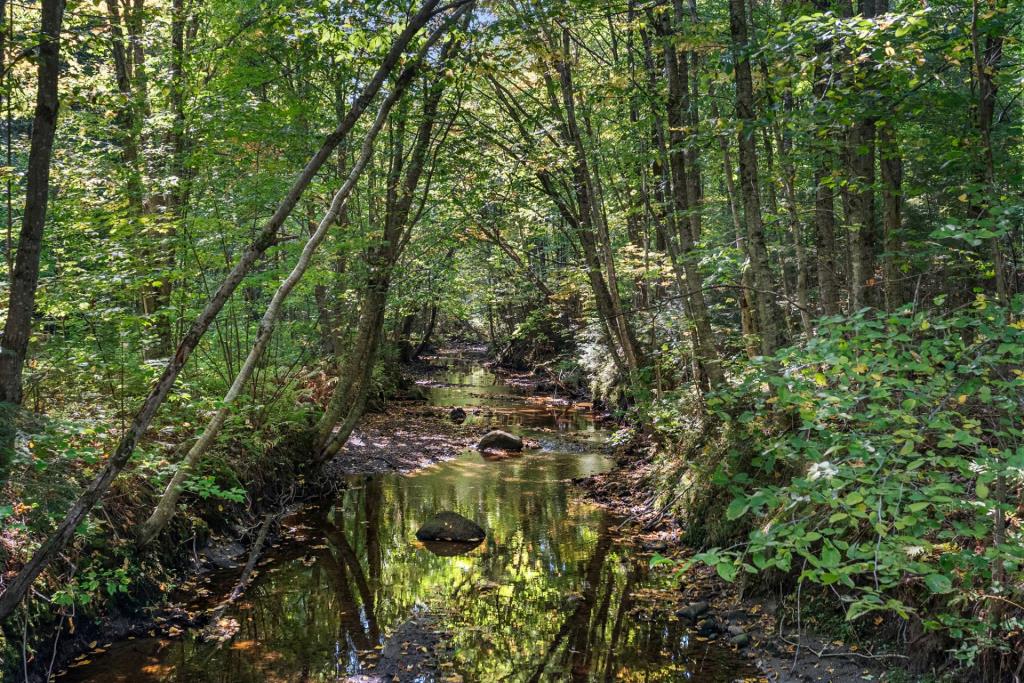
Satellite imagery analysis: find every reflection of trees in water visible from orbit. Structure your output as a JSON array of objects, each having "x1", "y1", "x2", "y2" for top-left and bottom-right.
[
  {"x1": 155, "y1": 450, "x2": 734, "y2": 683},
  {"x1": 526, "y1": 515, "x2": 614, "y2": 683}
]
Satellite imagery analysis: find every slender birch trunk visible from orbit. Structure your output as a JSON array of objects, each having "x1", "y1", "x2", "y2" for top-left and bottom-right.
[{"x1": 136, "y1": 55, "x2": 417, "y2": 545}]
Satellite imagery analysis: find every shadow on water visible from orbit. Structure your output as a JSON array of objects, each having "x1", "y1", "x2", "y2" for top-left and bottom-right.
[{"x1": 64, "y1": 358, "x2": 758, "y2": 682}]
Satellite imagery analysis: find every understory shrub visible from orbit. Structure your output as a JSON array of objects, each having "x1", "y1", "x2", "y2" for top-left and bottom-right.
[{"x1": 659, "y1": 298, "x2": 1024, "y2": 676}]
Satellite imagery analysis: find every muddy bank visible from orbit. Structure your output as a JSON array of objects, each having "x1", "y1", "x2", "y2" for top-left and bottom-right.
[
  {"x1": 25, "y1": 388, "x2": 476, "y2": 682},
  {"x1": 575, "y1": 444, "x2": 902, "y2": 683}
]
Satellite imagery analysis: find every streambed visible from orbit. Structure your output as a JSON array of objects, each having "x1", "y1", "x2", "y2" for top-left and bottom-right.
[{"x1": 63, "y1": 357, "x2": 758, "y2": 682}]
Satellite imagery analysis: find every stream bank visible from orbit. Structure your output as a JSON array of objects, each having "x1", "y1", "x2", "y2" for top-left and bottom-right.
[
  {"x1": 53, "y1": 351, "x2": 766, "y2": 682},
  {"x1": 576, "y1": 436, "x2": 907, "y2": 683}
]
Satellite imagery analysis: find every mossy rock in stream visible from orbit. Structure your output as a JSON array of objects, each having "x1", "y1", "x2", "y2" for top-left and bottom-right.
[
  {"x1": 416, "y1": 511, "x2": 485, "y2": 543},
  {"x1": 476, "y1": 429, "x2": 523, "y2": 451}
]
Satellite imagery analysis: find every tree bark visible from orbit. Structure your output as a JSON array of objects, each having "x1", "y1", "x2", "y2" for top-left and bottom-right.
[
  {"x1": 728, "y1": 0, "x2": 781, "y2": 356},
  {"x1": 0, "y1": 0, "x2": 66, "y2": 469}
]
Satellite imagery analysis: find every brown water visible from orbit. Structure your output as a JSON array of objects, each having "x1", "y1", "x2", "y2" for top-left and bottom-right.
[{"x1": 64, "y1": 356, "x2": 758, "y2": 682}]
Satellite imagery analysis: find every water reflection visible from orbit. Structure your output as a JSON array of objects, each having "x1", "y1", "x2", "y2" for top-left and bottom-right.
[
  {"x1": 65, "y1": 364, "x2": 756, "y2": 682},
  {"x1": 423, "y1": 362, "x2": 604, "y2": 433}
]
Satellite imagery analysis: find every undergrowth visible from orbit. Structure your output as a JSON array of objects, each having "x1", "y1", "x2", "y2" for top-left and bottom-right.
[{"x1": 647, "y1": 299, "x2": 1024, "y2": 680}]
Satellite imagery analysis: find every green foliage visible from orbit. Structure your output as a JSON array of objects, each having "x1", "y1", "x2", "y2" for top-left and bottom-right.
[
  {"x1": 674, "y1": 300, "x2": 1024, "y2": 667},
  {"x1": 183, "y1": 475, "x2": 247, "y2": 503}
]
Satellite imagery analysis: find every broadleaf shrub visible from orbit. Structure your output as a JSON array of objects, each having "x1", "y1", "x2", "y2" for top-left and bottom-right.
[{"x1": 679, "y1": 300, "x2": 1024, "y2": 668}]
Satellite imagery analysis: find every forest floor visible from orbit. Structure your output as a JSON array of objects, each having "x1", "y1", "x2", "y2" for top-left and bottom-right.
[{"x1": 325, "y1": 403, "x2": 477, "y2": 476}]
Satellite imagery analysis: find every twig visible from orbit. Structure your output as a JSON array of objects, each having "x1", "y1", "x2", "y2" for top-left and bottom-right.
[
  {"x1": 202, "y1": 512, "x2": 275, "y2": 640},
  {"x1": 779, "y1": 635, "x2": 910, "y2": 661}
]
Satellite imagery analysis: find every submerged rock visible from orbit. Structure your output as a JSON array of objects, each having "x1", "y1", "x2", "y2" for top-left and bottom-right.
[
  {"x1": 675, "y1": 601, "x2": 710, "y2": 621},
  {"x1": 202, "y1": 540, "x2": 245, "y2": 570},
  {"x1": 729, "y1": 633, "x2": 751, "y2": 647},
  {"x1": 476, "y1": 429, "x2": 523, "y2": 452},
  {"x1": 696, "y1": 617, "x2": 724, "y2": 636},
  {"x1": 416, "y1": 511, "x2": 485, "y2": 543}
]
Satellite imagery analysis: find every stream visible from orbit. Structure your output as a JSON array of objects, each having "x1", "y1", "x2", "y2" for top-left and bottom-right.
[{"x1": 63, "y1": 356, "x2": 758, "y2": 682}]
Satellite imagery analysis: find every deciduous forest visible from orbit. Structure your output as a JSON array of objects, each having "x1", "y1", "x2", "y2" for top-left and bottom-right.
[{"x1": 0, "y1": 0, "x2": 1021, "y2": 680}]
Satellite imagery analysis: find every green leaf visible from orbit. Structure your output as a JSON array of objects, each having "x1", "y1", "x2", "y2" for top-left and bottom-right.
[
  {"x1": 821, "y1": 543, "x2": 841, "y2": 568},
  {"x1": 924, "y1": 574, "x2": 953, "y2": 594},
  {"x1": 716, "y1": 560, "x2": 738, "y2": 582},
  {"x1": 649, "y1": 553, "x2": 674, "y2": 568},
  {"x1": 726, "y1": 498, "x2": 750, "y2": 520}
]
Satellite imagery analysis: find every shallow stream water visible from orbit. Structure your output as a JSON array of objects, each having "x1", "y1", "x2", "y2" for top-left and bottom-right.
[{"x1": 64, "y1": 355, "x2": 757, "y2": 682}]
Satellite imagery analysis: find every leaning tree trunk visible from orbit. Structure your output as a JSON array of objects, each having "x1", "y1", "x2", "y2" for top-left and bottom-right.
[
  {"x1": 136, "y1": 58, "x2": 419, "y2": 545},
  {"x1": 0, "y1": 0, "x2": 456, "y2": 622},
  {"x1": 413, "y1": 304, "x2": 438, "y2": 360},
  {"x1": 315, "y1": 39, "x2": 455, "y2": 463},
  {"x1": 0, "y1": 0, "x2": 66, "y2": 471},
  {"x1": 553, "y1": 29, "x2": 643, "y2": 376}
]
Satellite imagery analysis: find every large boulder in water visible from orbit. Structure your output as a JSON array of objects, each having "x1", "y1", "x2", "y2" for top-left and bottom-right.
[
  {"x1": 416, "y1": 511, "x2": 485, "y2": 543},
  {"x1": 476, "y1": 429, "x2": 523, "y2": 452}
]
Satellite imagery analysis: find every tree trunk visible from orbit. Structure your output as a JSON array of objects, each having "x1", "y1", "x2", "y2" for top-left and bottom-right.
[
  {"x1": 0, "y1": 0, "x2": 66, "y2": 470},
  {"x1": 847, "y1": 117, "x2": 877, "y2": 310},
  {"x1": 728, "y1": 0, "x2": 781, "y2": 356},
  {"x1": 0, "y1": 0, "x2": 455, "y2": 621},
  {"x1": 136, "y1": 61, "x2": 415, "y2": 545},
  {"x1": 847, "y1": 0, "x2": 881, "y2": 311},
  {"x1": 104, "y1": 0, "x2": 143, "y2": 210},
  {"x1": 775, "y1": 91, "x2": 813, "y2": 335},
  {"x1": 811, "y1": 0, "x2": 841, "y2": 316},
  {"x1": 662, "y1": 11, "x2": 723, "y2": 387},
  {"x1": 971, "y1": 0, "x2": 1008, "y2": 304},
  {"x1": 879, "y1": 123, "x2": 903, "y2": 310}
]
